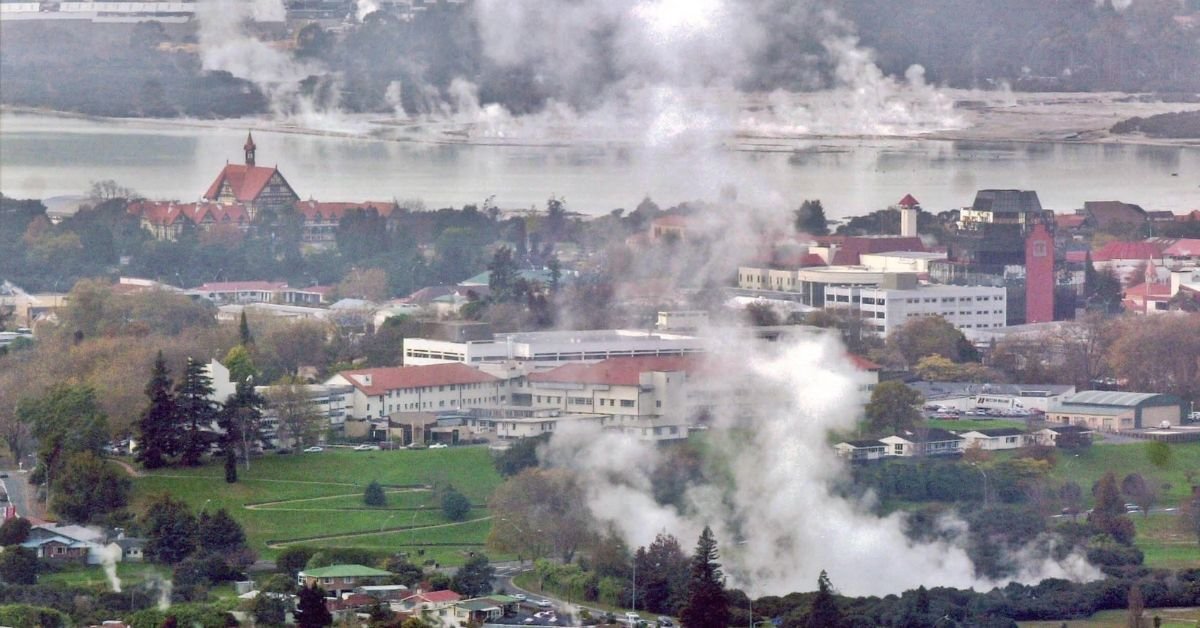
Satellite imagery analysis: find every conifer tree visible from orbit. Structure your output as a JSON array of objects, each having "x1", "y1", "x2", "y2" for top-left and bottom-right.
[
  {"x1": 136, "y1": 351, "x2": 176, "y2": 469},
  {"x1": 239, "y1": 310, "x2": 254, "y2": 346},
  {"x1": 679, "y1": 526, "x2": 729, "y2": 628},
  {"x1": 805, "y1": 570, "x2": 843, "y2": 628},
  {"x1": 295, "y1": 584, "x2": 333, "y2": 627},
  {"x1": 175, "y1": 357, "x2": 219, "y2": 467}
]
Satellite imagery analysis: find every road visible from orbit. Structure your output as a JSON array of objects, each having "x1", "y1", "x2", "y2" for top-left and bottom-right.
[{"x1": 0, "y1": 468, "x2": 41, "y2": 520}]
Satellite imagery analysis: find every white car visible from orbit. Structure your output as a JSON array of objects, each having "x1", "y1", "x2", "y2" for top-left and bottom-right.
[
  {"x1": 513, "y1": 594, "x2": 526, "y2": 602},
  {"x1": 429, "y1": 443, "x2": 448, "y2": 449},
  {"x1": 303, "y1": 446, "x2": 323, "y2": 453},
  {"x1": 353, "y1": 444, "x2": 380, "y2": 451},
  {"x1": 537, "y1": 599, "x2": 552, "y2": 608},
  {"x1": 625, "y1": 612, "x2": 641, "y2": 624}
]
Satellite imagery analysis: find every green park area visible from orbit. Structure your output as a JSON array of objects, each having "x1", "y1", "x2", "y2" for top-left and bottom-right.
[
  {"x1": 1019, "y1": 607, "x2": 1200, "y2": 627},
  {"x1": 129, "y1": 446, "x2": 505, "y2": 565},
  {"x1": 1043, "y1": 441, "x2": 1200, "y2": 508}
]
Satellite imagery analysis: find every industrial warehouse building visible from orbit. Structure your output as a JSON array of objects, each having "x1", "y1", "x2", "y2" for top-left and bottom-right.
[{"x1": 1046, "y1": 391, "x2": 1183, "y2": 433}]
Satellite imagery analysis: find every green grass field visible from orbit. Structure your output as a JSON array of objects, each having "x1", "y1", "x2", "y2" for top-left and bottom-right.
[
  {"x1": 926, "y1": 419, "x2": 1027, "y2": 432},
  {"x1": 1020, "y1": 607, "x2": 1200, "y2": 627},
  {"x1": 1045, "y1": 441, "x2": 1200, "y2": 508},
  {"x1": 1133, "y1": 512, "x2": 1200, "y2": 570},
  {"x1": 130, "y1": 447, "x2": 504, "y2": 564}
]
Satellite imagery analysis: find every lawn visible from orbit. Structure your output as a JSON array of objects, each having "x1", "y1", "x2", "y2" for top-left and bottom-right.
[
  {"x1": 1019, "y1": 607, "x2": 1200, "y2": 627},
  {"x1": 926, "y1": 419, "x2": 1026, "y2": 432},
  {"x1": 129, "y1": 447, "x2": 504, "y2": 564},
  {"x1": 1133, "y1": 512, "x2": 1200, "y2": 570},
  {"x1": 1044, "y1": 441, "x2": 1200, "y2": 508},
  {"x1": 38, "y1": 562, "x2": 168, "y2": 589}
]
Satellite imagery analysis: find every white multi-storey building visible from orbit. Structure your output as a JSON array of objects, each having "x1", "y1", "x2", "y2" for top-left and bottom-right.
[
  {"x1": 325, "y1": 363, "x2": 508, "y2": 419},
  {"x1": 823, "y1": 284, "x2": 1007, "y2": 335},
  {"x1": 402, "y1": 329, "x2": 704, "y2": 367}
]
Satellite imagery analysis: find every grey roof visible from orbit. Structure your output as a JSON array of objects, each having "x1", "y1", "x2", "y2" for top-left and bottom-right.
[
  {"x1": 1041, "y1": 424, "x2": 1092, "y2": 434},
  {"x1": 1050, "y1": 404, "x2": 1129, "y2": 416},
  {"x1": 973, "y1": 428, "x2": 1025, "y2": 437},
  {"x1": 909, "y1": 381, "x2": 1074, "y2": 400},
  {"x1": 1060, "y1": 390, "x2": 1178, "y2": 408},
  {"x1": 888, "y1": 428, "x2": 963, "y2": 443},
  {"x1": 971, "y1": 189, "x2": 1043, "y2": 214},
  {"x1": 840, "y1": 440, "x2": 886, "y2": 448}
]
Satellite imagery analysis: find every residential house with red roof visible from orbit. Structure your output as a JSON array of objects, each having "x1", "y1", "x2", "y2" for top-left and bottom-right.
[
  {"x1": 401, "y1": 590, "x2": 463, "y2": 623},
  {"x1": 1090, "y1": 239, "x2": 1171, "y2": 285},
  {"x1": 202, "y1": 132, "x2": 300, "y2": 219},
  {"x1": 325, "y1": 363, "x2": 505, "y2": 420}
]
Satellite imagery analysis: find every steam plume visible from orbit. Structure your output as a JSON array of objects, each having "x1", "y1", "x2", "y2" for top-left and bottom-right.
[
  {"x1": 540, "y1": 331, "x2": 1100, "y2": 596},
  {"x1": 97, "y1": 543, "x2": 123, "y2": 592}
]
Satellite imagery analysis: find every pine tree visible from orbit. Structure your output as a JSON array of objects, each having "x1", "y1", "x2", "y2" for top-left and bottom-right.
[
  {"x1": 679, "y1": 526, "x2": 729, "y2": 628},
  {"x1": 136, "y1": 351, "x2": 177, "y2": 469},
  {"x1": 364, "y1": 480, "x2": 386, "y2": 507},
  {"x1": 239, "y1": 310, "x2": 254, "y2": 346},
  {"x1": 805, "y1": 571, "x2": 843, "y2": 628},
  {"x1": 295, "y1": 584, "x2": 333, "y2": 627},
  {"x1": 175, "y1": 357, "x2": 219, "y2": 467}
]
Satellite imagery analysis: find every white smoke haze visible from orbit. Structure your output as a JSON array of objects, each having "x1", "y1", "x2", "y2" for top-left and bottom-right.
[
  {"x1": 356, "y1": 0, "x2": 381, "y2": 22},
  {"x1": 540, "y1": 331, "x2": 1101, "y2": 597}
]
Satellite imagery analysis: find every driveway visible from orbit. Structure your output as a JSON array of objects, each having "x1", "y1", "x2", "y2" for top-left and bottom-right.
[{"x1": 0, "y1": 468, "x2": 42, "y2": 519}]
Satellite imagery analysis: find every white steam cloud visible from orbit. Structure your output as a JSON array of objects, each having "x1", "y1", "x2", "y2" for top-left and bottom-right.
[
  {"x1": 195, "y1": 0, "x2": 358, "y2": 131},
  {"x1": 98, "y1": 543, "x2": 123, "y2": 592},
  {"x1": 541, "y1": 332, "x2": 1100, "y2": 596},
  {"x1": 356, "y1": 0, "x2": 380, "y2": 22}
]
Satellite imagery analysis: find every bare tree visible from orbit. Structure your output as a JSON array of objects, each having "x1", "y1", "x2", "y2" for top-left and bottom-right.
[
  {"x1": 88, "y1": 179, "x2": 138, "y2": 202},
  {"x1": 265, "y1": 377, "x2": 323, "y2": 449},
  {"x1": 486, "y1": 468, "x2": 594, "y2": 563}
]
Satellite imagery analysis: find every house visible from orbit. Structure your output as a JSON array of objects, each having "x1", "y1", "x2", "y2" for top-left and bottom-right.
[
  {"x1": 293, "y1": 200, "x2": 397, "y2": 245},
  {"x1": 114, "y1": 537, "x2": 145, "y2": 563},
  {"x1": 879, "y1": 428, "x2": 964, "y2": 457},
  {"x1": 1046, "y1": 390, "x2": 1184, "y2": 432},
  {"x1": 22, "y1": 524, "x2": 110, "y2": 564},
  {"x1": 958, "y1": 428, "x2": 1026, "y2": 451},
  {"x1": 834, "y1": 440, "x2": 888, "y2": 462},
  {"x1": 297, "y1": 564, "x2": 394, "y2": 597},
  {"x1": 453, "y1": 598, "x2": 504, "y2": 623},
  {"x1": 401, "y1": 590, "x2": 463, "y2": 621},
  {"x1": 906, "y1": 382, "x2": 1076, "y2": 413},
  {"x1": 202, "y1": 133, "x2": 300, "y2": 219},
  {"x1": 1033, "y1": 424, "x2": 1094, "y2": 447}
]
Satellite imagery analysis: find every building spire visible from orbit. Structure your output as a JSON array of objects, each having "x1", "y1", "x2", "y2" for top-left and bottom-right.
[{"x1": 244, "y1": 131, "x2": 256, "y2": 167}]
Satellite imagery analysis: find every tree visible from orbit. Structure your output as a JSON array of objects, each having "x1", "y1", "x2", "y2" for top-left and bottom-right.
[
  {"x1": 197, "y1": 508, "x2": 247, "y2": 556},
  {"x1": 50, "y1": 451, "x2": 130, "y2": 523},
  {"x1": 175, "y1": 357, "x2": 219, "y2": 466},
  {"x1": 794, "y1": 199, "x2": 829, "y2": 235},
  {"x1": 634, "y1": 533, "x2": 689, "y2": 615},
  {"x1": 805, "y1": 571, "x2": 842, "y2": 628},
  {"x1": 887, "y1": 316, "x2": 973, "y2": 366},
  {"x1": 364, "y1": 480, "x2": 386, "y2": 507},
  {"x1": 18, "y1": 383, "x2": 110, "y2": 487},
  {"x1": 141, "y1": 493, "x2": 198, "y2": 564},
  {"x1": 137, "y1": 351, "x2": 177, "y2": 469},
  {"x1": 493, "y1": 433, "x2": 547, "y2": 476},
  {"x1": 1146, "y1": 441, "x2": 1172, "y2": 469},
  {"x1": 266, "y1": 377, "x2": 323, "y2": 450},
  {"x1": 0, "y1": 545, "x2": 38, "y2": 584},
  {"x1": 1089, "y1": 472, "x2": 1136, "y2": 545},
  {"x1": 0, "y1": 518, "x2": 31, "y2": 546},
  {"x1": 0, "y1": 409, "x2": 31, "y2": 470},
  {"x1": 679, "y1": 526, "x2": 729, "y2": 628},
  {"x1": 223, "y1": 344, "x2": 257, "y2": 383},
  {"x1": 276, "y1": 546, "x2": 316, "y2": 578},
  {"x1": 238, "y1": 310, "x2": 254, "y2": 346},
  {"x1": 252, "y1": 593, "x2": 288, "y2": 626},
  {"x1": 865, "y1": 381, "x2": 924, "y2": 435},
  {"x1": 488, "y1": 246, "x2": 520, "y2": 303},
  {"x1": 1127, "y1": 582, "x2": 1145, "y2": 628},
  {"x1": 441, "y1": 485, "x2": 471, "y2": 522},
  {"x1": 451, "y1": 554, "x2": 495, "y2": 597},
  {"x1": 294, "y1": 584, "x2": 333, "y2": 628},
  {"x1": 220, "y1": 378, "x2": 265, "y2": 472},
  {"x1": 487, "y1": 468, "x2": 592, "y2": 563},
  {"x1": 913, "y1": 355, "x2": 1000, "y2": 382},
  {"x1": 1108, "y1": 315, "x2": 1200, "y2": 403}
]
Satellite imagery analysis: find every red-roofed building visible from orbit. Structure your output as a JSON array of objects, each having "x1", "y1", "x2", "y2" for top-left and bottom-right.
[
  {"x1": 1162, "y1": 239, "x2": 1200, "y2": 261},
  {"x1": 1091, "y1": 239, "x2": 1171, "y2": 285},
  {"x1": 326, "y1": 364, "x2": 504, "y2": 419},
  {"x1": 1123, "y1": 280, "x2": 1174, "y2": 315},
  {"x1": 126, "y1": 200, "x2": 252, "y2": 241},
  {"x1": 401, "y1": 590, "x2": 463, "y2": 621},
  {"x1": 202, "y1": 133, "x2": 299, "y2": 219},
  {"x1": 294, "y1": 200, "x2": 398, "y2": 245},
  {"x1": 813, "y1": 235, "x2": 926, "y2": 266},
  {"x1": 898, "y1": 194, "x2": 920, "y2": 208}
]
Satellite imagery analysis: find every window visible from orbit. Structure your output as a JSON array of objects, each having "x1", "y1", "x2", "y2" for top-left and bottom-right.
[{"x1": 620, "y1": 400, "x2": 635, "y2": 408}]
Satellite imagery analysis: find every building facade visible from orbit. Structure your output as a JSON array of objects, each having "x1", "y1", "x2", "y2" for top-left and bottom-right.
[{"x1": 822, "y1": 284, "x2": 1007, "y2": 335}]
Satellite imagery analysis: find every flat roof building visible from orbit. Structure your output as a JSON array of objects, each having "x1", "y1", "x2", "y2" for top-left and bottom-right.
[
  {"x1": 402, "y1": 329, "x2": 704, "y2": 367},
  {"x1": 1047, "y1": 390, "x2": 1183, "y2": 433}
]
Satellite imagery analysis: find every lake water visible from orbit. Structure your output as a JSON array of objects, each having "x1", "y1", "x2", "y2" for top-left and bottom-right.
[{"x1": 1, "y1": 112, "x2": 1198, "y2": 217}]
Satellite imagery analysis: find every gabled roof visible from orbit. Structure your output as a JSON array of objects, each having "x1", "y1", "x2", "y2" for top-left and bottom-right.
[
  {"x1": 1163, "y1": 239, "x2": 1200, "y2": 257},
  {"x1": 966, "y1": 428, "x2": 1025, "y2": 437},
  {"x1": 301, "y1": 564, "x2": 393, "y2": 579},
  {"x1": 294, "y1": 200, "x2": 397, "y2": 221},
  {"x1": 128, "y1": 201, "x2": 251, "y2": 227},
  {"x1": 1041, "y1": 424, "x2": 1092, "y2": 434},
  {"x1": 528, "y1": 356, "x2": 701, "y2": 387},
  {"x1": 197, "y1": 281, "x2": 289, "y2": 293},
  {"x1": 846, "y1": 354, "x2": 881, "y2": 372},
  {"x1": 839, "y1": 439, "x2": 886, "y2": 448},
  {"x1": 203, "y1": 164, "x2": 292, "y2": 203},
  {"x1": 1055, "y1": 214, "x2": 1087, "y2": 229},
  {"x1": 1091, "y1": 240, "x2": 1168, "y2": 262},
  {"x1": 819, "y1": 236, "x2": 925, "y2": 265},
  {"x1": 898, "y1": 194, "x2": 920, "y2": 208},
  {"x1": 406, "y1": 590, "x2": 462, "y2": 604},
  {"x1": 336, "y1": 364, "x2": 499, "y2": 396},
  {"x1": 888, "y1": 428, "x2": 964, "y2": 443}
]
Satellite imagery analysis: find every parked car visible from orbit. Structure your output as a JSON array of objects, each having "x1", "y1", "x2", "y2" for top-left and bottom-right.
[
  {"x1": 303, "y1": 446, "x2": 323, "y2": 453},
  {"x1": 429, "y1": 443, "x2": 448, "y2": 449},
  {"x1": 625, "y1": 612, "x2": 641, "y2": 624},
  {"x1": 353, "y1": 444, "x2": 380, "y2": 451},
  {"x1": 513, "y1": 594, "x2": 526, "y2": 602},
  {"x1": 658, "y1": 617, "x2": 674, "y2": 626},
  {"x1": 537, "y1": 599, "x2": 553, "y2": 608},
  {"x1": 407, "y1": 442, "x2": 427, "y2": 450},
  {"x1": 1125, "y1": 503, "x2": 1140, "y2": 513}
]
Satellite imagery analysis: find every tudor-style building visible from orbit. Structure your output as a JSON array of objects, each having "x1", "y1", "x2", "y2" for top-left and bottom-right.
[{"x1": 202, "y1": 132, "x2": 300, "y2": 219}]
